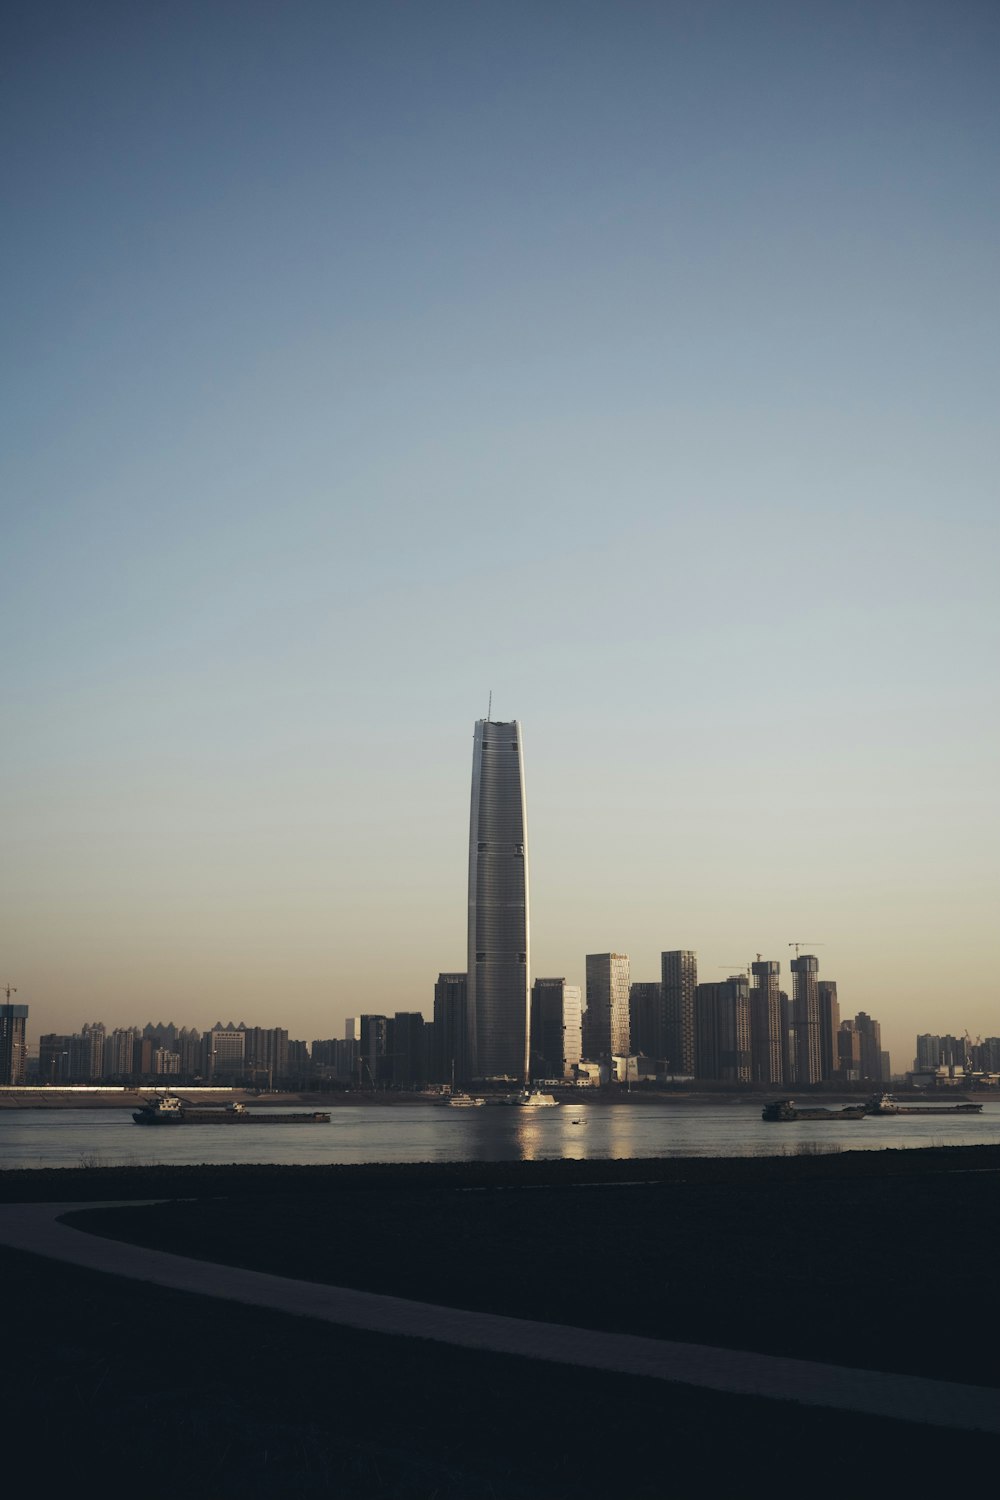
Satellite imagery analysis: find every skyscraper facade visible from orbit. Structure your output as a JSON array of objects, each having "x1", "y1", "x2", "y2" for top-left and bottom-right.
[
  {"x1": 530, "y1": 979, "x2": 582, "y2": 1080},
  {"x1": 855, "y1": 1011, "x2": 886, "y2": 1082},
  {"x1": 584, "y1": 954, "x2": 630, "y2": 1060},
  {"x1": 467, "y1": 719, "x2": 530, "y2": 1080},
  {"x1": 628, "y1": 981, "x2": 663, "y2": 1058},
  {"x1": 0, "y1": 1001, "x2": 28, "y2": 1086},
  {"x1": 818, "y1": 979, "x2": 840, "y2": 1081},
  {"x1": 662, "y1": 950, "x2": 697, "y2": 1076},
  {"x1": 790, "y1": 954, "x2": 821, "y2": 1084},
  {"x1": 750, "y1": 959, "x2": 784, "y2": 1084},
  {"x1": 694, "y1": 977, "x2": 751, "y2": 1083},
  {"x1": 433, "y1": 972, "x2": 468, "y2": 1085}
]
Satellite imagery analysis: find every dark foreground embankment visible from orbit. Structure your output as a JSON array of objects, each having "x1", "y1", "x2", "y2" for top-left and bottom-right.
[
  {"x1": 5, "y1": 1137, "x2": 1000, "y2": 1202},
  {"x1": 3, "y1": 1147, "x2": 999, "y2": 1494}
]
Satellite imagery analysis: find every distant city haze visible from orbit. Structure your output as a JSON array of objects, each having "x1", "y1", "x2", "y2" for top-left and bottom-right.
[{"x1": 3, "y1": 4, "x2": 998, "y2": 1074}]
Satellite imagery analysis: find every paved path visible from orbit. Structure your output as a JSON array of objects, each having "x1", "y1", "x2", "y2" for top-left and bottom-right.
[{"x1": 2, "y1": 1201, "x2": 998, "y2": 1435}]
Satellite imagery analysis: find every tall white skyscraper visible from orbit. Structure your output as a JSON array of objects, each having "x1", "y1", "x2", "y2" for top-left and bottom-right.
[{"x1": 467, "y1": 718, "x2": 530, "y2": 1080}]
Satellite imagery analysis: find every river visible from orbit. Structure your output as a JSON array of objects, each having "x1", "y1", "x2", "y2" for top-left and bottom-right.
[{"x1": 3, "y1": 1099, "x2": 1000, "y2": 1170}]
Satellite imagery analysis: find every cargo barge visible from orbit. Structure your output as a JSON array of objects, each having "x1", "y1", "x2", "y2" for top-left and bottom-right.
[
  {"x1": 865, "y1": 1092, "x2": 983, "y2": 1116},
  {"x1": 132, "y1": 1095, "x2": 330, "y2": 1126},
  {"x1": 762, "y1": 1093, "x2": 984, "y2": 1121},
  {"x1": 761, "y1": 1100, "x2": 867, "y2": 1122}
]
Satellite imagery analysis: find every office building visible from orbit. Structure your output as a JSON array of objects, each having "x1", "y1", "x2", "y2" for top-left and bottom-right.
[
  {"x1": 584, "y1": 954, "x2": 630, "y2": 1061},
  {"x1": 467, "y1": 718, "x2": 530, "y2": 1080},
  {"x1": 387, "y1": 1012, "x2": 426, "y2": 1088},
  {"x1": 662, "y1": 950, "x2": 697, "y2": 1076},
  {"x1": 531, "y1": 979, "x2": 582, "y2": 1079},
  {"x1": 207, "y1": 1023, "x2": 246, "y2": 1080},
  {"x1": 433, "y1": 973, "x2": 468, "y2": 1085}
]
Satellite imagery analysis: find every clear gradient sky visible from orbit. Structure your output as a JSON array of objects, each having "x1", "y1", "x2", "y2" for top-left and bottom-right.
[{"x1": 3, "y1": 1, "x2": 998, "y2": 1071}]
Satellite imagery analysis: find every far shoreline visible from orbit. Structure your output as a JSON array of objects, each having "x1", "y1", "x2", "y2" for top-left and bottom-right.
[{"x1": 0, "y1": 1083, "x2": 987, "y2": 1110}]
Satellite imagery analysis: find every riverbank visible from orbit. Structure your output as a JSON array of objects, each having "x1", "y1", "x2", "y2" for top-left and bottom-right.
[{"x1": 3, "y1": 1145, "x2": 998, "y2": 1492}]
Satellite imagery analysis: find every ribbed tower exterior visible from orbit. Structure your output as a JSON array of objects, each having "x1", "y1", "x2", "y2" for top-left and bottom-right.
[{"x1": 467, "y1": 719, "x2": 530, "y2": 1081}]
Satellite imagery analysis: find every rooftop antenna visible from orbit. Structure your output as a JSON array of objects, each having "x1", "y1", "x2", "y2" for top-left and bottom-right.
[{"x1": 487, "y1": 690, "x2": 492, "y2": 723}]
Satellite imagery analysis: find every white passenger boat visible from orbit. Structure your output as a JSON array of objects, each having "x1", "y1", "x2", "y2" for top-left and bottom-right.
[{"x1": 489, "y1": 1089, "x2": 560, "y2": 1108}]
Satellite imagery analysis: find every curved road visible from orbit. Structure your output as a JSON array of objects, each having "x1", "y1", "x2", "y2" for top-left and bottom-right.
[{"x1": 1, "y1": 1200, "x2": 997, "y2": 1435}]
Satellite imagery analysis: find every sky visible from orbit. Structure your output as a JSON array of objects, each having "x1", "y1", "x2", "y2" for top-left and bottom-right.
[{"x1": 3, "y1": 1, "x2": 998, "y2": 1072}]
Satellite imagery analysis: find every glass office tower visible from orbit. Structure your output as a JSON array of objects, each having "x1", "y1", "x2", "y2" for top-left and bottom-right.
[{"x1": 467, "y1": 719, "x2": 530, "y2": 1081}]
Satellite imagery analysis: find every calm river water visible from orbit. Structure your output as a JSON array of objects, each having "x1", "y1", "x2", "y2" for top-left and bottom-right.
[{"x1": 4, "y1": 1099, "x2": 1000, "y2": 1170}]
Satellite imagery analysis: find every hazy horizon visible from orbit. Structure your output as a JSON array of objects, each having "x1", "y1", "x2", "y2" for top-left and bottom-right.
[{"x1": 4, "y1": 3, "x2": 999, "y2": 1074}]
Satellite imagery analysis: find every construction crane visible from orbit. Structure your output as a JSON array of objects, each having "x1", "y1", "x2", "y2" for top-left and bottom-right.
[{"x1": 788, "y1": 942, "x2": 825, "y2": 958}]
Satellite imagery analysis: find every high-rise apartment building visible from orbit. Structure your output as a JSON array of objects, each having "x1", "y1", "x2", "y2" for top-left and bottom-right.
[
  {"x1": 662, "y1": 950, "x2": 697, "y2": 1076},
  {"x1": 244, "y1": 1026, "x2": 289, "y2": 1088},
  {"x1": 629, "y1": 981, "x2": 662, "y2": 1058},
  {"x1": 77, "y1": 1022, "x2": 106, "y2": 1081},
  {"x1": 584, "y1": 954, "x2": 630, "y2": 1061},
  {"x1": 531, "y1": 979, "x2": 582, "y2": 1080},
  {"x1": 694, "y1": 977, "x2": 751, "y2": 1083},
  {"x1": 360, "y1": 1014, "x2": 390, "y2": 1086},
  {"x1": 106, "y1": 1027, "x2": 139, "y2": 1078},
  {"x1": 790, "y1": 955, "x2": 821, "y2": 1084},
  {"x1": 750, "y1": 959, "x2": 783, "y2": 1084},
  {"x1": 855, "y1": 1012, "x2": 885, "y2": 1082},
  {"x1": 838, "y1": 1018, "x2": 861, "y2": 1079},
  {"x1": 818, "y1": 980, "x2": 840, "y2": 1081},
  {"x1": 467, "y1": 719, "x2": 530, "y2": 1081},
  {"x1": 916, "y1": 1034, "x2": 943, "y2": 1070},
  {"x1": 39, "y1": 1034, "x2": 72, "y2": 1084},
  {"x1": 0, "y1": 999, "x2": 28, "y2": 1085}
]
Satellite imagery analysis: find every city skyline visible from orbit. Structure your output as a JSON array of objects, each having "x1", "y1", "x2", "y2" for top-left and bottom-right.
[{"x1": 3, "y1": 5, "x2": 998, "y2": 1072}]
